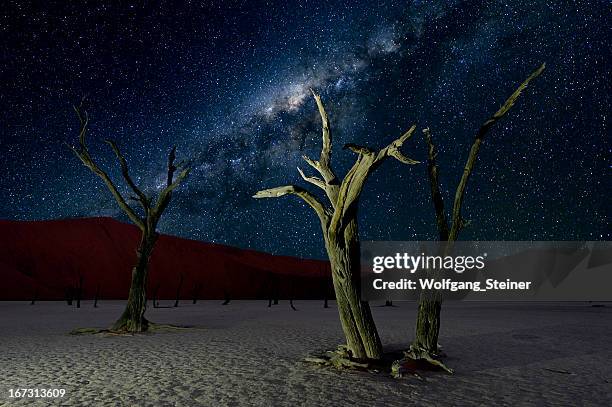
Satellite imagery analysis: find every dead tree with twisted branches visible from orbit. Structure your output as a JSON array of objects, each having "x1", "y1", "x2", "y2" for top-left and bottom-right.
[
  {"x1": 254, "y1": 90, "x2": 420, "y2": 360},
  {"x1": 68, "y1": 102, "x2": 189, "y2": 333},
  {"x1": 408, "y1": 63, "x2": 546, "y2": 369}
]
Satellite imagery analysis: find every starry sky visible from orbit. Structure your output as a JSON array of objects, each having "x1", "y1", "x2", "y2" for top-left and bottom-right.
[{"x1": 1, "y1": 1, "x2": 609, "y2": 258}]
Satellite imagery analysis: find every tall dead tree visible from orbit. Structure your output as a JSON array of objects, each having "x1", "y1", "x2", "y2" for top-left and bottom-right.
[
  {"x1": 68, "y1": 102, "x2": 189, "y2": 333},
  {"x1": 409, "y1": 63, "x2": 546, "y2": 364},
  {"x1": 254, "y1": 90, "x2": 420, "y2": 360}
]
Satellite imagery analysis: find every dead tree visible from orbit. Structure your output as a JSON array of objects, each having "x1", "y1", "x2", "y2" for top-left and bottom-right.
[
  {"x1": 152, "y1": 283, "x2": 160, "y2": 308},
  {"x1": 68, "y1": 101, "x2": 189, "y2": 332},
  {"x1": 75, "y1": 274, "x2": 83, "y2": 308},
  {"x1": 30, "y1": 287, "x2": 37, "y2": 305},
  {"x1": 192, "y1": 283, "x2": 201, "y2": 304},
  {"x1": 94, "y1": 284, "x2": 100, "y2": 308},
  {"x1": 174, "y1": 273, "x2": 184, "y2": 307},
  {"x1": 409, "y1": 63, "x2": 546, "y2": 366},
  {"x1": 254, "y1": 90, "x2": 420, "y2": 360},
  {"x1": 65, "y1": 287, "x2": 74, "y2": 306},
  {"x1": 222, "y1": 291, "x2": 231, "y2": 305}
]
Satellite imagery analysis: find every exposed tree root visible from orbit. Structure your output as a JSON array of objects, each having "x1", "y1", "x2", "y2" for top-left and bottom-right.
[
  {"x1": 402, "y1": 345, "x2": 454, "y2": 375},
  {"x1": 69, "y1": 322, "x2": 194, "y2": 336},
  {"x1": 304, "y1": 345, "x2": 440, "y2": 380},
  {"x1": 304, "y1": 345, "x2": 374, "y2": 371}
]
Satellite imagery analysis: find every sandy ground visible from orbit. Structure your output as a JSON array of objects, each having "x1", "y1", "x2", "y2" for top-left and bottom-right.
[{"x1": 0, "y1": 300, "x2": 610, "y2": 406}]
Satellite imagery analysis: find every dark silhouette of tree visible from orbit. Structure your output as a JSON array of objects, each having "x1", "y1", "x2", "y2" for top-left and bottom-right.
[
  {"x1": 94, "y1": 284, "x2": 100, "y2": 308},
  {"x1": 174, "y1": 273, "x2": 184, "y2": 307},
  {"x1": 75, "y1": 273, "x2": 83, "y2": 308},
  {"x1": 152, "y1": 282, "x2": 160, "y2": 309},
  {"x1": 65, "y1": 286, "x2": 74, "y2": 306},
  {"x1": 192, "y1": 283, "x2": 202, "y2": 304},
  {"x1": 68, "y1": 101, "x2": 189, "y2": 332},
  {"x1": 254, "y1": 90, "x2": 420, "y2": 360},
  {"x1": 408, "y1": 63, "x2": 546, "y2": 370}
]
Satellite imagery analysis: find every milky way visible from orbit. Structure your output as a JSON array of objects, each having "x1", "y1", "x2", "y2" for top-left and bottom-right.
[{"x1": 1, "y1": 1, "x2": 609, "y2": 258}]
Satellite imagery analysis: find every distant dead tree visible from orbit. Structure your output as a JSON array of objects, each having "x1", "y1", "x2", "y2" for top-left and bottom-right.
[
  {"x1": 254, "y1": 90, "x2": 420, "y2": 360},
  {"x1": 152, "y1": 283, "x2": 160, "y2": 308},
  {"x1": 222, "y1": 291, "x2": 231, "y2": 305},
  {"x1": 65, "y1": 286, "x2": 74, "y2": 306},
  {"x1": 94, "y1": 284, "x2": 100, "y2": 308},
  {"x1": 68, "y1": 101, "x2": 189, "y2": 332},
  {"x1": 408, "y1": 63, "x2": 546, "y2": 369},
  {"x1": 75, "y1": 273, "x2": 84, "y2": 308},
  {"x1": 320, "y1": 263, "x2": 330, "y2": 308},
  {"x1": 174, "y1": 273, "x2": 184, "y2": 307},
  {"x1": 30, "y1": 286, "x2": 38, "y2": 305},
  {"x1": 192, "y1": 283, "x2": 202, "y2": 304}
]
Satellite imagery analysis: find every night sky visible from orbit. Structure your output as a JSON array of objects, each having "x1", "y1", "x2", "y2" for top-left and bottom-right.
[{"x1": 1, "y1": 1, "x2": 609, "y2": 258}]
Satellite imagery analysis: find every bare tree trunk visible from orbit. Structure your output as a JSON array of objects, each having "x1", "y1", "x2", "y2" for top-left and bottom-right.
[
  {"x1": 65, "y1": 287, "x2": 73, "y2": 306},
  {"x1": 152, "y1": 283, "x2": 160, "y2": 308},
  {"x1": 30, "y1": 286, "x2": 37, "y2": 305},
  {"x1": 412, "y1": 297, "x2": 441, "y2": 356},
  {"x1": 322, "y1": 219, "x2": 382, "y2": 360},
  {"x1": 111, "y1": 231, "x2": 157, "y2": 332},
  {"x1": 94, "y1": 284, "x2": 100, "y2": 308},
  {"x1": 174, "y1": 273, "x2": 184, "y2": 307},
  {"x1": 192, "y1": 283, "x2": 201, "y2": 304},
  {"x1": 75, "y1": 274, "x2": 83, "y2": 308},
  {"x1": 222, "y1": 291, "x2": 231, "y2": 305}
]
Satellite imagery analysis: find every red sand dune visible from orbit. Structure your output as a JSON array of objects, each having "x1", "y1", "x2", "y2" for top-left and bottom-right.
[{"x1": 0, "y1": 217, "x2": 332, "y2": 301}]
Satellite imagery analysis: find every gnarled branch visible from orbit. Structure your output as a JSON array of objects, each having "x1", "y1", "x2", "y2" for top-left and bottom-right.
[
  {"x1": 299, "y1": 90, "x2": 340, "y2": 206},
  {"x1": 332, "y1": 125, "x2": 420, "y2": 228},
  {"x1": 105, "y1": 139, "x2": 149, "y2": 212},
  {"x1": 253, "y1": 185, "x2": 330, "y2": 225},
  {"x1": 69, "y1": 104, "x2": 144, "y2": 230},
  {"x1": 297, "y1": 166, "x2": 326, "y2": 191},
  {"x1": 153, "y1": 165, "x2": 190, "y2": 220},
  {"x1": 448, "y1": 63, "x2": 546, "y2": 240},
  {"x1": 167, "y1": 146, "x2": 177, "y2": 187},
  {"x1": 423, "y1": 128, "x2": 449, "y2": 240},
  {"x1": 377, "y1": 125, "x2": 420, "y2": 165}
]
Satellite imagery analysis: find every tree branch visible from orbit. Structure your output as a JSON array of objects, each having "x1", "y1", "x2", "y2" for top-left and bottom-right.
[
  {"x1": 423, "y1": 128, "x2": 449, "y2": 240},
  {"x1": 297, "y1": 167, "x2": 326, "y2": 191},
  {"x1": 478, "y1": 62, "x2": 546, "y2": 140},
  {"x1": 376, "y1": 125, "x2": 420, "y2": 165},
  {"x1": 343, "y1": 143, "x2": 375, "y2": 157},
  {"x1": 153, "y1": 167, "x2": 190, "y2": 220},
  {"x1": 253, "y1": 185, "x2": 330, "y2": 225},
  {"x1": 448, "y1": 63, "x2": 546, "y2": 240},
  {"x1": 69, "y1": 105, "x2": 144, "y2": 230},
  {"x1": 167, "y1": 146, "x2": 177, "y2": 187},
  {"x1": 105, "y1": 139, "x2": 149, "y2": 212},
  {"x1": 331, "y1": 125, "x2": 420, "y2": 229},
  {"x1": 302, "y1": 89, "x2": 340, "y2": 205},
  {"x1": 311, "y1": 89, "x2": 333, "y2": 175}
]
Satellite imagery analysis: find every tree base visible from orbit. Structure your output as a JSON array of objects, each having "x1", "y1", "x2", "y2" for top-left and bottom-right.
[
  {"x1": 304, "y1": 345, "x2": 379, "y2": 371},
  {"x1": 400, "y1": 344, "x2": 454, "y2": 375},
  {"x1": 304, "y1": 344, "x2": 452, "y2": 380},
  {"x1": 111, "y1": 316, "x2": 149, "y2": 333},
  {"x1": 69, "y1": 322, "x2": 193, "y2": 336}
]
